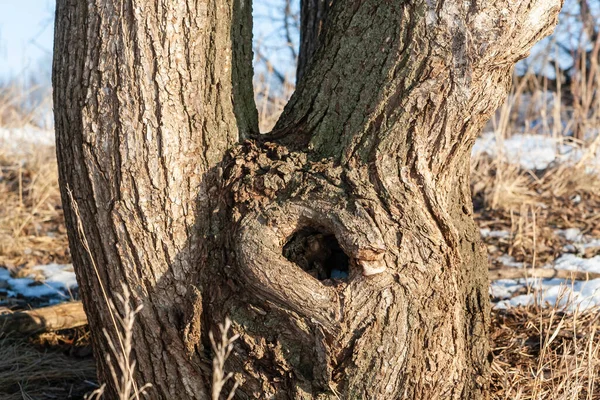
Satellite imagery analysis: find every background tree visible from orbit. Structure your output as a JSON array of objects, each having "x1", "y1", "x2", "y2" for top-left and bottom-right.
[{"x1": 53, "y1": 0, "x2": 563, "y2": 399}]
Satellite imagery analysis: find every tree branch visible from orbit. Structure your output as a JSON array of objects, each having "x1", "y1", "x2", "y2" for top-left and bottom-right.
[
  {"x1": 272, "y1": 0, "x2": 563, "y2": 165},
  {"x1": 0, "y1": 302, "x2": 87, "y2": 335},
  {"x1": 297, "y1": 0, "x2": 332, "y2": 81}
]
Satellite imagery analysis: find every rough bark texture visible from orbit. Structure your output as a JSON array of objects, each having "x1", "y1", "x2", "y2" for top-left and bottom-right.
[
  {"x1": 53, "y1": 0, "x2": 256, "y2": 398},
  {"x1": 297, "y1": 0, "x2": 331, "y2": 81},
  {"x1": 53, "y1": 0, "x2": 562, "y2": 399},
  {"x1": 257, "y1": 4, "x2": 561, "y2": 397}
]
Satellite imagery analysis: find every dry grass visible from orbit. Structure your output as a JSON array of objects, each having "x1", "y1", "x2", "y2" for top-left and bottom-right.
[
  {"x1": 84, "y1": 285, "x2": 151, "y2": 400},
  {"x1": 471, "y1": 156, "x2": 539, "y2": 211},
  {"x1": 473, "y1": 151, "x2": 600, "y2": 268},
  {"x1": 210, "y1": 318, "x2": 240, "y2": 400},
  {"x1": 3, "y1": 304, "x2": 599, "y2": 400},
  {"x1": 470, "y1": 49, "x2": 600, "y2": 270},
  {"x1": 491, "y1": 304, "x2": 600, "y2": 400},
  {"x1": 472, "y1": 139, "x2": 600, "y2": 214},
  {"x1": 0, "y1": 331, "x2": 96, "y2": 400},
  {"x1": 476, "y1": 64, "x2": 600, "y2": 399},
  {"x1": 0, "y1": 142, "x2": 68, "y2": 270}
]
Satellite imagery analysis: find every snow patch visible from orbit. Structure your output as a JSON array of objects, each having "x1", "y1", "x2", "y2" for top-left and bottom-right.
[
  {"x1": 556, "y1": 228, "x2": 584, "y2": 242},
  {"x1": 480, "y1": 228, "x2": 511, "y2": 239},
  {"x1": 0, "y1": 126, "x2": 55, "y2": 150},
  {"x1": 552, "y1": 254, "x2": 600, "y2": 273},
  {"x1": 490, "y1": 278, "x2": 527, "y2": 299},
  {"x1": 0, "y1": 264, "x2": 77, "y2": 302},
  {"x1": 556, "y1": 228, "x2": 600, "y2": 254},
  {"x1": 491, "y1": 227, "x2": 600, "y2": 311},
  {"x1": 472, "y1": 132, "x2": 586, "y2": 170},
  {"x1": 497, "y1": 254, "x2": 524, "y2": 268},
  {"x1": 494, "y1": 278, "x2": 600, "y2": 311}
]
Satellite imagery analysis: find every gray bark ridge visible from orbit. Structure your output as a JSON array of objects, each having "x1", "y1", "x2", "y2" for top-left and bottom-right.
[{"x1": 298, "y1": 0, "x2": 332, "y2": 82}]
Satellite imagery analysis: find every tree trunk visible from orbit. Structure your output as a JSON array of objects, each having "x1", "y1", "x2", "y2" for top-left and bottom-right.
[
  {"x1": 297, "y1": 0, "x2": 331, "y2": 82},
  {"x1": 53, "y1": 0, "x2": 256, "y2": 397},
  {"x1": 53, "y1": 0, "x2": 562, "y2": 399}
]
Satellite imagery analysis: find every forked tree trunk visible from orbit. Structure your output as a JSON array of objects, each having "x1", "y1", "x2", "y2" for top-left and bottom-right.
[{"x1": 53, "y1": 0, "x2": 562, "y2": 399}]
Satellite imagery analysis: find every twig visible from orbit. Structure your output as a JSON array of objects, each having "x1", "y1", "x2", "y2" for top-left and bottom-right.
[{"x1": 210, "y1": 318, "x2": 240, "y2": 400}]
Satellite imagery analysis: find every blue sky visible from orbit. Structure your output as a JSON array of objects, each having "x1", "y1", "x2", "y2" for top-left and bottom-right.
[
  {"x1": 0, "y1": 0, "x2": 296, "y2": 85},
  {"x1": 0, "y1": 1, "x2": 588, "y2": 86},
  {"x1": 0, "y1": 1, "x2": 55, "y2": 81}
]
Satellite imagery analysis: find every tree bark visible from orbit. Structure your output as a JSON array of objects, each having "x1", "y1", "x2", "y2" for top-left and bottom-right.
[
  {"x1": 53, "y1": 0, "x2": 563, "y2": 399},
  {"x1": 297, "y1": 0, "x2": 331, "y2": 82},
  {"x1": 53, "y1": 0, "x2": 256, "y2": 398}
]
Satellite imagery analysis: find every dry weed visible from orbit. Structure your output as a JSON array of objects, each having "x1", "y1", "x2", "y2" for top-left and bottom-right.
[
  {"x1": 85, "y1": 285, "x2": 151, "y2": 400},
  {"x1": 210, "y1": 318, "x2": 240, "y2": 400},
  {"x1": 0, "y1": 333, "x2": 96, "y2": 400},
  {"x1": 491, "y1": 304, "x2": 600, "y2": 400},
  {"x1": 0, "y1": 142, "x2": 68, "y2": 270}
]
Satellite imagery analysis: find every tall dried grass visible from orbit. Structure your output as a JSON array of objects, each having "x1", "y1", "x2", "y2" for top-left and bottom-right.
[
  {"x1": 491, "y1": 303, "x2": 600, "y2": 400},
  {"x1": 84, "y1": 286, "x2": 151, "y2": 400},
  {"x1": 254, "y1": 68, "x2": 295, "y2": 132},
  {"x1": 210, "y1": 318, "x2": 240, "y2": 400},
  {"x1": 0, "y1": 142, "x2": 68, "y2": 270},
  {"x1": 0, "y1": 332, "x2": 96, "y2": 400}
]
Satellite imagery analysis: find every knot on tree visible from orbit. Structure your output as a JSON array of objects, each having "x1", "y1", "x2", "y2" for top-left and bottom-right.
[
  {"x1": 222, "y1": 140, "x2": 388, "y2": 329},
  {"x1": 283, "y1": 229, "x2": 350, "y2": 280},
  {"x1": 223, "y1": 140, "x2": 345, "y2": 215}
]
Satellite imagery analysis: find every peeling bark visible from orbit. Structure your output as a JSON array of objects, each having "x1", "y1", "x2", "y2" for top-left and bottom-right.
[{"x1": 53, "y1": 0, "x2": 563, "y2": 399}]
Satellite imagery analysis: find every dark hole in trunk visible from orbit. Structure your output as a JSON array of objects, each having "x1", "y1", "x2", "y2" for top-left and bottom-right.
[{"x1": 282, "y1": 227, "x2": 349, "y2": 280}]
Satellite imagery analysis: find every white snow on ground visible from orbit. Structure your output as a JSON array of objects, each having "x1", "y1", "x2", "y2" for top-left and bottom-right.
[
  {"x1": 0, "y1": 264, "x2": 77, "y2": 303},
  {"x1": 472, "y1": 132, "x2": 586, "y2": 170},
  {"x1": 490, "y1": 278, "x2": 528, "y2": 299},
  {"x1": 553, "y1": 254, "x2": 600, "y2": 273},
  {"x1": 0, "y1": 126, "x2": 55, "y2": 149},
  {"x1": 480, "y1": 228, "x2": 511, "y2": 239},
  {"x1": 556, "y1": 228, "x2": 600, "y2": 255},
  {"x1": 494, "y1": 278, "x2": 600, "y2": 311},
  {"x1": 496, "y1": 254, "x2": 524, "y2": 268},
  {"x1": 490, "y1": 228, "x2": 600, "y2": 311},
  {"x1": 556, "y1": 228, "x2": 584, "y2": 242}
]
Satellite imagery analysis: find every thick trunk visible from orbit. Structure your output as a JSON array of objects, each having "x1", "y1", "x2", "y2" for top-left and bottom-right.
[
  {"x1": 219, "y1": 141, "x2": 492, "y2": 399},
  {"x1": 53, "y1": 0, "x2": 562, "y2": 399},
  {"x1": 254, "y1": 4, "x2": 561, "y2": 396},
  {"x1": 53, "y1": 0, "x2": 256, "y2": 398}
]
